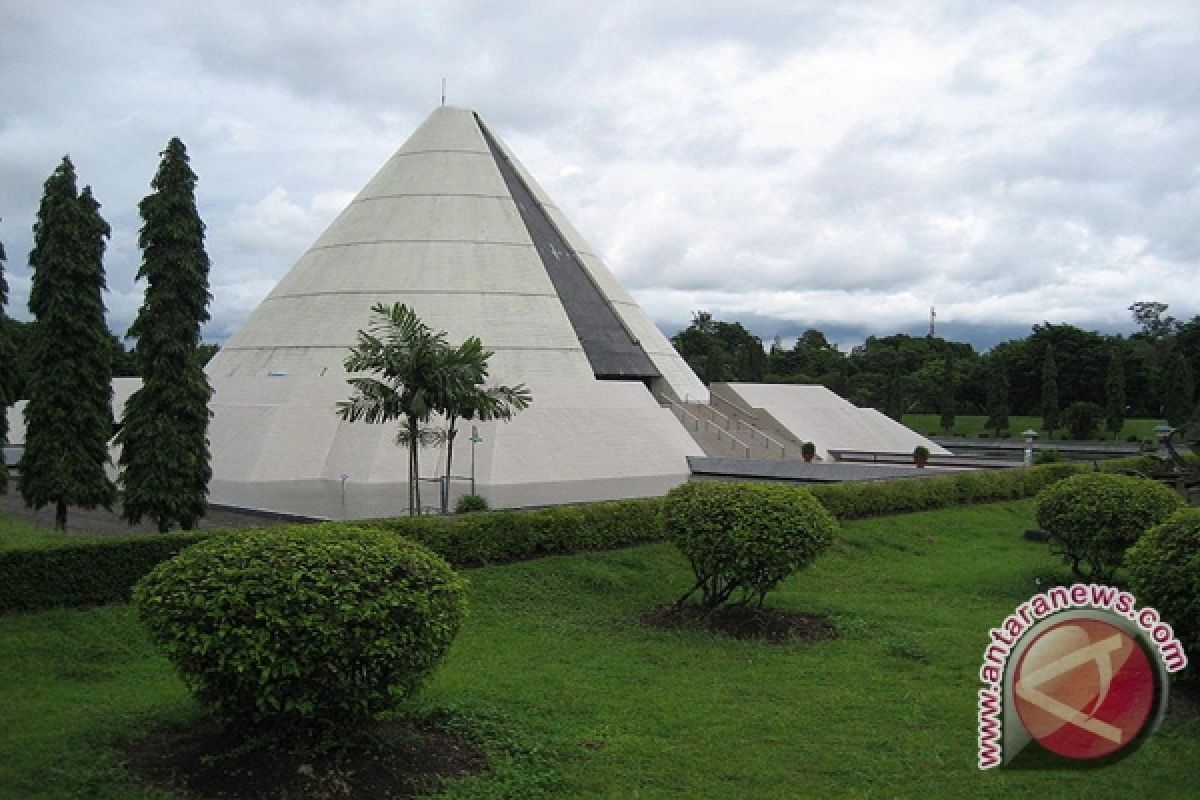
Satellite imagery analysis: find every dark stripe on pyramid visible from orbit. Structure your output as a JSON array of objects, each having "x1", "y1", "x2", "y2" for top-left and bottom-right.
[{"x1": 475, "y1": 114, "x2": 661, "y2": 381}]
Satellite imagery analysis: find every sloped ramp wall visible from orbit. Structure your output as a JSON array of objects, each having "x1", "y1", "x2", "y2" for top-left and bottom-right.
[{"x1": 713, "y1": 383, "x2": 949, "y2": 462}]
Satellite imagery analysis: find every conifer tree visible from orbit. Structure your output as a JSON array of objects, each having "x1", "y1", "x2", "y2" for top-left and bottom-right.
[
  {"x1": 117, "y1": 138, "x2": 213, "y2": 531},
  {"x1": 1187, "y1": 398, "x2": 1200, "y2": 447},
  {"x1": 1163, "y1": 352, "x2": 1194, "y2": 429},
  {"x1": 1105, "y1": 346, "x2": 1126, "y2": 435},
  {"x1": 20, "y1": 157, "x2": 116, "y2": 529},
  {"x1": 985, "y1": 361, "x2": 1009, "y2": 437},
  {"x1": 0, "y1": 228, "x2": 10, "y2": 493},
  {"x1": 1040, "y1": 343, "x2": 1060, "y2": 432},
  {"x1": 938, "y1": 348, "x2": 955, "y2": 432}
]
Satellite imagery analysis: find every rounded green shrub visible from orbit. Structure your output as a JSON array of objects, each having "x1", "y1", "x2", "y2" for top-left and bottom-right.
[
  {"x1": 133, "y1": 526, "x2": 467, "y2": 742},
  {"x1": 1034, "y1": 472, "x2": 1183, "y2": 583},
  {"x1": 455, "y1": 493, "x2": 489, "y2": 514},
  {"x1": 665, "y1": 481, "x2": 837, "y2": 608},
  {"x1": 1126, "y1": 508, "x2": 1200, "y2": 677},
  {"x1": 1034, "y1": 448, "x2": 1062, "y2": 465}
]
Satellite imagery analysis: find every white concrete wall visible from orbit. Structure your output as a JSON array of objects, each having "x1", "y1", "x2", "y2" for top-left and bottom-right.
[
  {"x1": 206, "y1": 375, "x2": 701, "y2": 519},
  {"x1": 6, "y1": 377, "x2": 143, "y2": 446},
  {"x1": 718, "y1": 383, "x2": 949, "y2": 461}
]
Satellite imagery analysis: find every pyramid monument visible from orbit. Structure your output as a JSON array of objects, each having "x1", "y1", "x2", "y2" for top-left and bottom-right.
[
  {"x1": 0, "y1": 108, "x2": 960, "y2": 519},
  {"x1": 205, "y1": 106, "x2": 707, "y2": 518}
]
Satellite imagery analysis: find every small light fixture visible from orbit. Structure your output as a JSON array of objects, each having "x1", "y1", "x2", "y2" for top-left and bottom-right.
[
  {"x1": 469, "y1": 426, "x2": 483, "y2": 495},
  {"x1": 1022, "y1": 428, "x2": 1038, "y2": 467}
]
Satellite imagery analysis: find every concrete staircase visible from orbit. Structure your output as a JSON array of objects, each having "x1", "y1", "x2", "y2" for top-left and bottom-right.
[
  {"x1": 660, "y1": 391, "x2": 793, "y2": 460},
  {"x1": 709, "y1": 383, "x2": 809, "y2": 455}
]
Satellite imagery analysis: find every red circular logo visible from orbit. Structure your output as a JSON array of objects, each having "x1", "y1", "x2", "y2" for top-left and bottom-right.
[{"x1": 1013, "y1": 618, "x2": 1156, "y2": 760}]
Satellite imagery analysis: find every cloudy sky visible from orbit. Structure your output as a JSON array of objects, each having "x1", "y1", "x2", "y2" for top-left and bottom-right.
[{"x1": 1, "y1": 1, "x2": 1198, "y2": 352}]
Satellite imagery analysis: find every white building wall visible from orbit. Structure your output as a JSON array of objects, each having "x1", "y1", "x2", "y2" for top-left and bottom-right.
[
  {"x1": 716, "y1": 383, "x2": 949, "y2": 461},
  {"x1": 206, "y1": 375, "x2": 701, "y2": 519}
]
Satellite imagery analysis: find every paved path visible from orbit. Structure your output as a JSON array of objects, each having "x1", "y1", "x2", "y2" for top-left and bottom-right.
[{"x1": 0, "y1": 483, "x2": 314, "y2": 536}]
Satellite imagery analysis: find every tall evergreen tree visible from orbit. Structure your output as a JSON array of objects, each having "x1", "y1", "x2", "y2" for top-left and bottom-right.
[
  {"x1": 20, "y1": 157, "x2": 116, "y2": 529},
  {"x1": 0, "y1": 227, "x2": 10, "y2": 493},
  {"x1": 1187, "y1": 398, "x2": 1200, "y2": 447},
  {"x1": 1040, "y1": 343, "x2": 1060, "y2": 432},
  {"x1": 117, "y1": 138, "x2": 213, "y2": 531},
  {"x1": 882, "y1": 363, "x2": 905, "y2": 421},
  {"x1": 938, "y1": 348, "x2": 955, "y2": 432},
  {"x1": 985, "y1": 361, "x2": 1009, "y2": 436},
  {"x1": 1162, "y1": 352, "x2": 1194, "y2": 428},
  {"x1": 1105, "y1": 346, "x2": 1126, "y2": 435}
]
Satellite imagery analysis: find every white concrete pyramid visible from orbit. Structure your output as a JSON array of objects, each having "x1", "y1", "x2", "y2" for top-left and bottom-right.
[
  {"x1": 208, "y1": 107, "x2": 705, "y2": 397},
  {"x1": 206, "y1": 107, "x2": 705, "y2": 518}
]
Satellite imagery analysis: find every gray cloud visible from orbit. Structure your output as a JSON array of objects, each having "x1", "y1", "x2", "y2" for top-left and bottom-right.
[
  {"x1": 0, "y1": 0, "x2": 1198, "y2": 355},
  {"x1": 1073, "y1": 25, "x2": 1200, "y2": 117}
]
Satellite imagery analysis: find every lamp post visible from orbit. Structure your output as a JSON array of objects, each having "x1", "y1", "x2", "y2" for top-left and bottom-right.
[
  {"x1": 469, "y1": 425, "x2": 483, "y2": 495},
  {"x1": 1022, "y1": 429, "x2": 1038, "y2": 467},
  {"x1": 1154, "y1": 424, "x2": 1174, "y2": 460}
]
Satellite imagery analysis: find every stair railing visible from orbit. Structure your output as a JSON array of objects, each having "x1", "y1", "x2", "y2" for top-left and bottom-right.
[
  {"x1": 661, "y1": 394, "x2": 752, "y2": 458},
  {"x1": 681, "y1": 398, "x2": 787, "y2": 458}
]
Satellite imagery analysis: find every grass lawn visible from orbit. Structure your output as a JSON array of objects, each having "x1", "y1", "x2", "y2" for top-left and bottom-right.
[
  {"x1": 0, "y1": 513, "x2": 105, "y2": 551},
  {"x1": 1, "y1": 500, "x2": 1197, "y2": 798},
  {"x1": 904, "y1": 414, "x2": 1165, "y2": 443}
]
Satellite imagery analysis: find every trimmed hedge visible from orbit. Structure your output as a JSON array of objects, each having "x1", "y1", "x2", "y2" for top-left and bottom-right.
[
  {"x1": 1099, "y1": 454, "x2": 1169, "y2": 475},
  {"x1": 0, "y1": 499, "x2": 663, "y2": 613},
  {"x1": 0, "y1": 532, "x2": 208, "y2": 612},
  {"x1": 806, "y1": 463, "x2": 1083, "y2": 520},
  {"x1": 361, "y1": 497, "x2": 665, "y2": 566},
  {"x1": 1, "y1": 459, "x2": 1183, "y2": 614}
]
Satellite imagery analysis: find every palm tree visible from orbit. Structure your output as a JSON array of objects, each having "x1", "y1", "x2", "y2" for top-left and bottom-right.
[
  {"x1": 439, "y1": 377, "x2": 532, "y2": 512},
  {"x1": 337, "y1": 303, "x2": 482, "y2": 515}
]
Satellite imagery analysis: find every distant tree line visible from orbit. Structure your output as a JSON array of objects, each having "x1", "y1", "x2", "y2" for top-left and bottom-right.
[{"x1": 670, "y1": 302, "x2": 1200, "y2": 437}]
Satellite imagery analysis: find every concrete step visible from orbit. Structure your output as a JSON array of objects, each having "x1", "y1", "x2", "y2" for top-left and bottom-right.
[
  {"x1": 708, "y1": 384, "x2": 808, "y2": 454},
  {"x1": 685, "y1": 420, "x2": 757, "y2": 459},
  {"x1": 681, "y1": 402, "x2": 791, "y2": 460},
  {"x1": 660, "y1": 390, "x2": 796, "y2": 460},
  {"x1": 674, "y1": 403, "x2": 787, "y2": 460}
]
